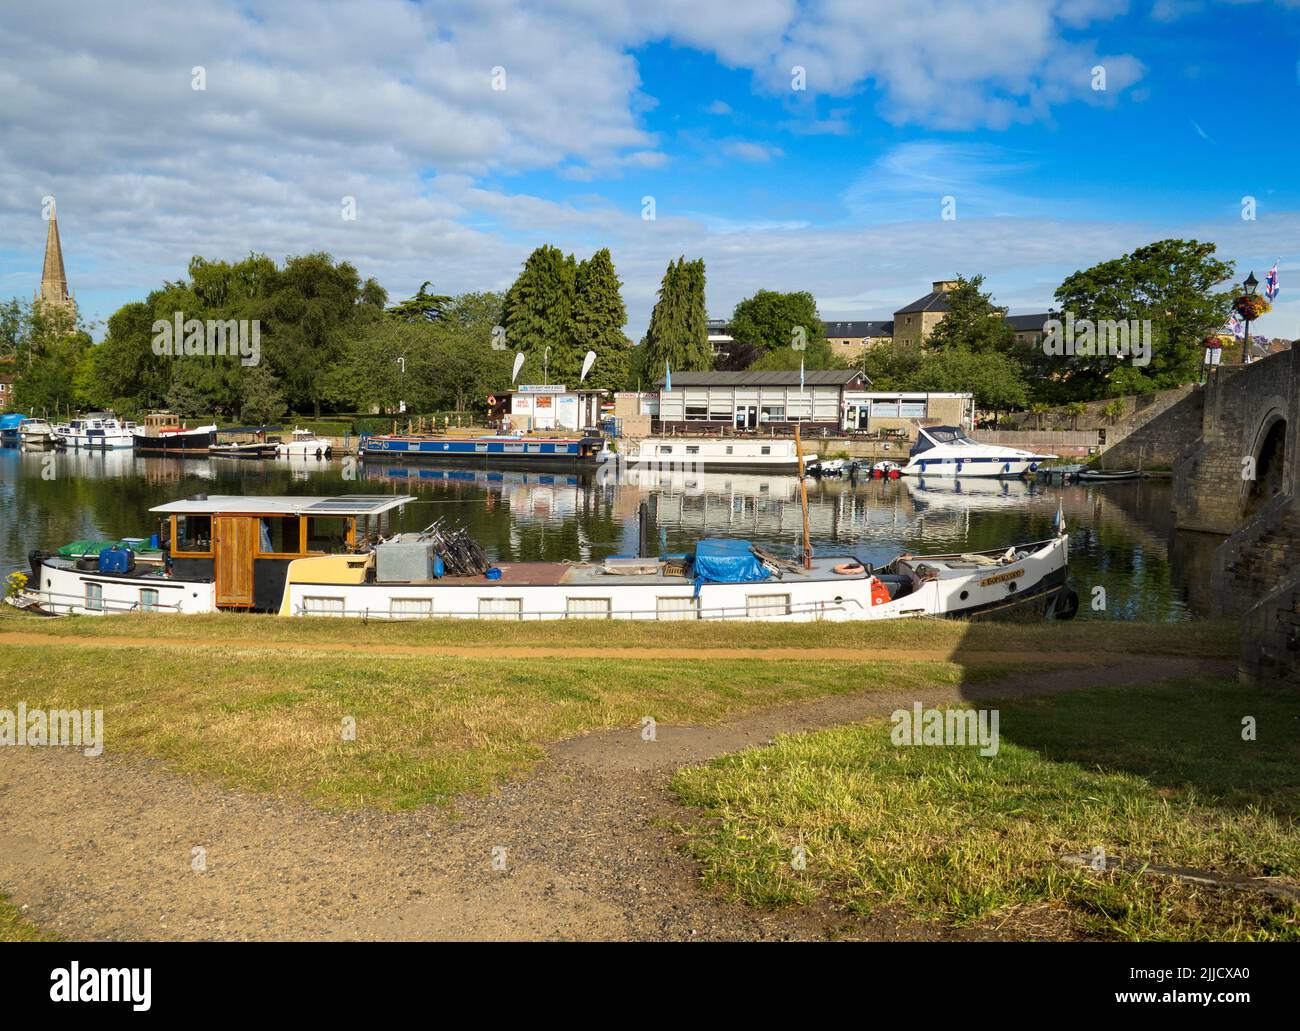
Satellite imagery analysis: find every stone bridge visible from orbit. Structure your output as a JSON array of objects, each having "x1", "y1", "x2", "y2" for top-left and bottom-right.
[{"x1": 1168, "y1": 347, "x2": 1299, "y2": 683}]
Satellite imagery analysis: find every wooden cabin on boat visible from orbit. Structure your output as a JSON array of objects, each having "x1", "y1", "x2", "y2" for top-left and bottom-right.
[{"x1": 154, "y1": 495, "x2": 412, "y2": 609}]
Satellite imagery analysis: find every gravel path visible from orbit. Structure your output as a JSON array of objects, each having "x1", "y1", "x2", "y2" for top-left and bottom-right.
[{"x1": 0, "y1": 655, "x2": 1232, "y2": 941}]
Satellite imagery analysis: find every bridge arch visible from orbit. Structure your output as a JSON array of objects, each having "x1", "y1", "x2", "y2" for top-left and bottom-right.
[{"x1": 1243, "y1": 401, "x2": 1289, "y2": 519}]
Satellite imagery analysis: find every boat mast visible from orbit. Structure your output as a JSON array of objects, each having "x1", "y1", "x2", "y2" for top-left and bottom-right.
[{"x1": 794, "y1": 425, "x2": 812, "y2": 569}]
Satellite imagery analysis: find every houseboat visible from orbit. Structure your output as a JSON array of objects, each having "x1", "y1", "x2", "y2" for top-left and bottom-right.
[
  {"x1": 901, "y1": 425, "x2": 1055, "y2": 478},
  {"x1": 20, "y1": 493, "x2": 1075, "y2": 622},
  {"x1": 133, "y1": 413, "x2": 219, "y2": 455},
  {"x1": 359, "y1": 432, "x2": 613, "y2": 471},
  {"x1": 621, "y1": 436, "x2": 815, "y2": 473},
  {"x1": 52, "y1": 413, "x2": 137, "y2": 449}
]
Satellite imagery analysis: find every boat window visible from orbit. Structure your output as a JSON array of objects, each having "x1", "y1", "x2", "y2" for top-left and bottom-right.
[
  {"x1": 85, "y1": 583, "x2": 104, "y2": 612},
  {"x1": 657, "y1": 445, "x2": 673, "y2": 455},
  {"x1": 140, "y1": 588, "x2": 160, "y2": 612},
  {"x1": 390, "y1": 598, "x2": 432, "y2": 618},
  {"x1": 478, "y1": 597, "x2": 522, "y2": 621},
  {"x1": 173, "y1": 515, "x2": 212, "y2": 554},
  {"x1": 725, "y1": 446, "x2": 733, "y2": 455},
  {"x1": 302, "y1": 596, "x2": 345, "y2": 617},
  {"x1": 475, "y1": 443, "x2": 488, "y2": 453},
  {"x1": 686, "y1": 446, "x2": 700, "y2": 455},
  {"x1": 746, "y1": 593, "x2": 791, "y2": 618},
  {"x1": 656, "y1": 596, "x2": 698, "y2": 621},
  {"x1": 305, "y1": 516, "x2": 350, "y2": 553},
  {"x1": 761, "y1": 446, "x2": 771, "y2": 456},
  {"x1": 258, "y1": 516, "x2": 302, "y2": 554},
  {"x1": 566, "y1": 597, "x2": 611, "y2": 619}
]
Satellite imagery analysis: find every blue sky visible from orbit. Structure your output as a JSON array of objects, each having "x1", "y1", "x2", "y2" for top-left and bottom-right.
[{"x1": 2, "y1": 0, "x2": 1298, "y2": 339}]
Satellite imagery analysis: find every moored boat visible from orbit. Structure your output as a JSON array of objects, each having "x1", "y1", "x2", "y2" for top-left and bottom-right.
[
  {"x1": 901, "y1": 425, "x2": 1055, "y2": 478},
  {"x1": 1077, "y1": 468, "x2": 1147, "y2": 482},
  {"x1": 133, "y1": 412, "x2": 219, "y2": 455},
  {"x1": 19, "y1": 418, "x2": 56, "y2": 449},
  {"x1": 52, "y1": 412, "x2": 137, "y2": 449},
  {"x1": 276, "y1": 427, "x2": 333, "y2": 459},
  {"x1": 623, "y1": 436, "x2": 814, "y2": 473},
  {"x1": 360, "y1": 432, "x2": 612, "y2": 470},
  {"x1": 19, "y1": 493, "x2": 1074, "y2": 622}
]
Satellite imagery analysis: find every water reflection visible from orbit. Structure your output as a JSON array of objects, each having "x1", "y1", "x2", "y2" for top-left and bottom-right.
[{"x1": 0, "y1": 448, "x2": 1214, "y2": 620}]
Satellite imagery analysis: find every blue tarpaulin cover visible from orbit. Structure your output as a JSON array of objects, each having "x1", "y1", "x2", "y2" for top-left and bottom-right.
[{"x1": 691, "y1": 539, "x2": 769, "y2": 595}]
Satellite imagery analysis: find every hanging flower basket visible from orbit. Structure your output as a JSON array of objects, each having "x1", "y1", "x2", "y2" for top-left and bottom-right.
[
  {"x1": 1201, "y1": 335, "x2": 1222, "y2": 350},
  {"x1": 1232, "y1": 294, "x2": 1271, "y2": 321}
]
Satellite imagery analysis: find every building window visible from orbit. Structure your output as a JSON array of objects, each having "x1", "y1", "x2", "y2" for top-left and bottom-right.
[
  {"x1": 85, "y1": 582, "x2": 104, "y2": 612},
  {"x1": 140, "y1": 588, "x2": 160, "y2": 612},
  {"x1": 479, "y1": 597, "x2": 522, "y2": 620},
  {"x1": 708, "y1": 400, "x2": 732, "y2": 421},
  {"x1": 390, "y1": 598, "x2": 432, "y2": 618},
  {"x1": 685, "y1": 403, "x2": 708, "y2": 420},
  {"x1": 303, "y1": 596, "x2": 345, "y2": 616},
  {"x1": 566, "y1": 597, "x2": 611, "y2": 619},
  {"x1": 760, "y1": 405, "x2": 784, "y2": 422},
  {"x1": 657, "y1": 596, "x2": 699, "y2": 620},
  {"x1": 746, "y1": 593, "x2": 791, "y2": 618}
]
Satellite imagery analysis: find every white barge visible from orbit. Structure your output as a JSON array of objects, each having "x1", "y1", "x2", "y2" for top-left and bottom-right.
[
  {"x1": 622, "y1": 436, "x2": 815, "y2": 473},
  {"x1": 20, "y1": 494, "x2": 1075, "y2": 622}
]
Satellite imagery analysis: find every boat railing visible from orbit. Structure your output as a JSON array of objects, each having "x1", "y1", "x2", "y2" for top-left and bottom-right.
[
  {"x1": 290, "y1": 596, "x2": 875, "y2": 621},
  {"x1": 37, "y1": 587, "x2": 185, "y2": 614}
]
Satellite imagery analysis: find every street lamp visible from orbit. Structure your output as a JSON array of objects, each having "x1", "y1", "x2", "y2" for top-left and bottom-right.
[
  {"x1": 396, "y1": 356, "x2": 406, "y2": 415},
  {"x1": 1242, "y1": 271, "x2": 1259, "y2": 363},
  {"x1": 543, "y1": 346, "x2": 551, "y2": 386}
]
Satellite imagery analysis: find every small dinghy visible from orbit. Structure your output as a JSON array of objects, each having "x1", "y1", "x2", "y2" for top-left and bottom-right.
[{"x1": 1077, "y1": 469, "x2": 1146, "y2": 482}]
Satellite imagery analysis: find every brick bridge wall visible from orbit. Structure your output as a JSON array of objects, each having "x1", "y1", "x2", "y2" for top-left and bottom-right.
[{"x1": 1097, "y1": 388, "x2": 1204, "y2": 471}]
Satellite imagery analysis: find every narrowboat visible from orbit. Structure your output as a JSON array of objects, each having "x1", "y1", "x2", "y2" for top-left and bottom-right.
[
  {"x1": 19, "y1": 493, "x2": 1075, "y2": 622},
  {"x1": 359, "y1": 432, "x2": 613, "y2": 470},
  {"x1": 622, "y1": 436, "x2": 814, "y2": 473}
]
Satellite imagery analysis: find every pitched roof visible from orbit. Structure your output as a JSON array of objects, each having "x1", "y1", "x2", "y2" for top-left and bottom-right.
[
  {"x1": 656, "y1": 370, "x2": 868, "y2": 387},
  {"x1": 822, "y1": 320, "x2": 894, "y2": 337},
  {"x1": 1004, "y1": 313, "x2": 1053, "y2": 333},
  {"x1": 895, "y1": 289, "x2": 953, "y2": 315}
]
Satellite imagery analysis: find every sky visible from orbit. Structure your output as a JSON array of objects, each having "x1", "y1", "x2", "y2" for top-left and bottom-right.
[{"x1": 1, "y1": 0, "x2": 1298, "y2": 341}]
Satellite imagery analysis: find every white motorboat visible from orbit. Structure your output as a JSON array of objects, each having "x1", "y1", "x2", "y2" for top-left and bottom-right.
[
  {"x1": 19, "y1": 418, "x2": 56, "y2": 449},
  {"x1": 901, "y1": 425, "x2": 1055, "y2": 478},
  {"x1": 622, "y1": 436, "x2": 815, "y2": 473},
  {"x1": 21, "y1": 493, "x2": 1075, "y2": 623},
  {"x1": 52, "y1": 413, "x2": 137, "y2": 449},
  {"x1": 276, "y1": 427, "x2": 334, "y2": 459}
]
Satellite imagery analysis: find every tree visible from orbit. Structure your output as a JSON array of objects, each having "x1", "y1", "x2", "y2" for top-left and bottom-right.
[
  {"x1": 1035, "y1": 239, "x2": 1235, "y2": 402},
  {"x1": 571, "y1": 248, "x2": 629, "y2": 392},
  {"x1": 502, "y1": 245, "x2": 578, "y2": 384},
  {"x1": 642, "y1": 257, "x2": 711, "y2": 376},
  {"x1": 730, "y1": 290, "x2": 832, "y2": 369},
  {"x1": 914, "y1": 348, "x2": 1028, "y2": 425},
  {"x1": 238, "y1": 364, "x2": 286, "y2": 425},
  {"x1": 386, "y1": 281, "x2": 451, "y2": 323},
  {"x1": 924, "y1": 275, "x2": 1016, "y2": 354}
]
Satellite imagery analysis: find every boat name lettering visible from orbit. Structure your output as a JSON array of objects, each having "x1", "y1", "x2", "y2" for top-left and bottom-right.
[{"x1": 979, "y1": 568, "x2": 1024, "y2": 586}]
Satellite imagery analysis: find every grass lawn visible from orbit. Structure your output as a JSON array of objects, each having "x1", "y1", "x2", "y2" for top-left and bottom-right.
[
  {"x1": 1, "y1": 636, "x2": 1023, "y2": 809},
  {"x1": 0, "y1": 894, "x2": 57, "y2": 942},
  {"x1": 0, "y1": 604, "x2": 1240, "y2": 657},
  {"x1": 672, "y1": 676, "x2": 1300, "y2": 941}
]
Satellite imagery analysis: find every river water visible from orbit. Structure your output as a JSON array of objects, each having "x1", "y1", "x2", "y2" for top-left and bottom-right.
[{"x1": 0, "y1": 447, "x2": 1222, "y2": 621}]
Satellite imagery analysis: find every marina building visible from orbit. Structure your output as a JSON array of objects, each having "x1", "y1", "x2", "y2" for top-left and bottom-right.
[{"x1": 503, "y1": 385, "x2": 607, "y2": 433}]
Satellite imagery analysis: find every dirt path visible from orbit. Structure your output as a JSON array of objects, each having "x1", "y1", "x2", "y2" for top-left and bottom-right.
[
  {"x1": 0, "y1": 655, "x2": 1232, "y2": 941},
  {"x1": 0, "y1": 629, "x2": 1131, "y2": 666}
]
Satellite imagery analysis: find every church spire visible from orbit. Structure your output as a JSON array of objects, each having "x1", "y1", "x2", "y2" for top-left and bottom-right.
[{"x1": 36, "y1": 207, "x2": 74, "y2": 312}]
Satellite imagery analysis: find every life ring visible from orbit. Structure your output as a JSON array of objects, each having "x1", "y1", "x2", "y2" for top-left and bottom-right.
[
  {"x1": 833, "y1": 562, "x2": 865, "y2": 575},
  {"x1": 487, "y1": 395, "x2": 497, "y2": 406}
]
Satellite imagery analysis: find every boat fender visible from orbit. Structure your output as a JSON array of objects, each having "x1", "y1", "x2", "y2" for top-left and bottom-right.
[
  {"x1": 484, "y1": 567, "x2": 502, "y2": 581},
  {"x1": 869, "y1": 576, "x2": 891, "y2": 606},
  {"x1": 833, "y1": 562, "x2": 864, "y2": 575}
]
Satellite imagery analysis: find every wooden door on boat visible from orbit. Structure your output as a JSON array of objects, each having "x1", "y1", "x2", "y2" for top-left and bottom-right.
[{"x1": 214, "y1": 516, "x2": 255, "y2": 607}]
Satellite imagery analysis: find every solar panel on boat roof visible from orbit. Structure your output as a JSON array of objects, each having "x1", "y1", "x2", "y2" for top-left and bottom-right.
[{"x1": 306, "y1": 497, "x2": 401, "y2": 512}]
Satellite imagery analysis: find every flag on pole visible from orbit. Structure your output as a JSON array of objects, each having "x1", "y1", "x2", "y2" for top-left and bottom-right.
[
  {"x1": 664, "y1": 361, "x2": 671, "y2": 392},
  {"x1": 1227, "y1": 312, "x2": 1246, "y2": 339},
  {"x1": 1265, "y1": 261, "x2": 1280, "y2": 302},
  {"x1": 799, "y1": 357, "x2": 805, "y2": 391}
]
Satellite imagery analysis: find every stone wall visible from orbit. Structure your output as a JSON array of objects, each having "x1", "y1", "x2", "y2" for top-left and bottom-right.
[{"x1": 1097, "y1": 388, "x2": 1204, "y2": 471}]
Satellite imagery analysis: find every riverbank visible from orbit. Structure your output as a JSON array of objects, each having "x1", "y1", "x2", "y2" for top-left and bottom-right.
[{"x1": 4, "y1": 608, "x2": 1280, "y2": 942}]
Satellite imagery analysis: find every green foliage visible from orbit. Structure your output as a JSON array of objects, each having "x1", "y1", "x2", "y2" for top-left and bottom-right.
[
  {"x1": 924, "y1": 275, "x2": 1016, "y2": 354},
  {"x1": 385, "y1": 281, "x2": 451, "y2": 323},
  {"x1": 502, "y1": 244, "x2": 578, "y2": 384},
  {"x1": 1031, "y1": 239, "x2": 1234, "y2": 403},
  {"x1": 571, "y1": 248, "x2": 630, "y2": 392},
  {"x1": 642, "y1": 256, "x2": 712, "y2": 377},
  {"x1": 915, "y1": 347, "x2": 1028, "y2": 417},
  {"x1": 731, "y1": 289, "x2": 836, "y2": 370},
  {"x1": 238, "y1": 364, "x2": 286, "y2": 425}
]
